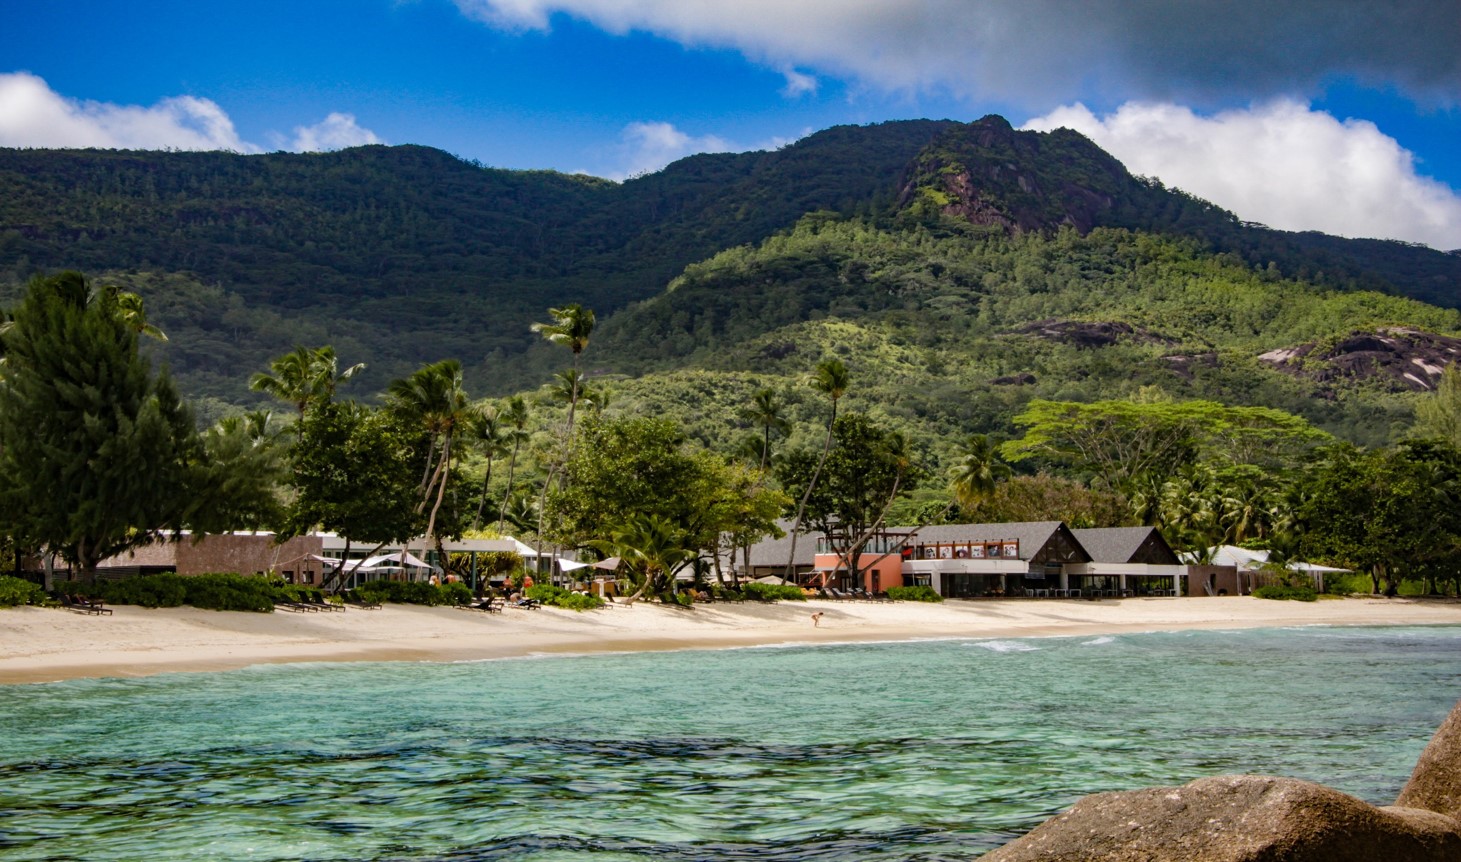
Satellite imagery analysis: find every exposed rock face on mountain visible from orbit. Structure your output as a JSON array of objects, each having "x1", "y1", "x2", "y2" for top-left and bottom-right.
[
  {"x1": 1258, "y1": 327, "x2": 1461, "y2": 392},
  {"x1": 898, "y1": 116, "x2": 1136, "y2": 233},
  {"x1": 983, "y1": 699, "x2": 1461, "y2": 862},
  {"x1": 1016, "y1": 319, "x2": 1176, "y2": 349}
]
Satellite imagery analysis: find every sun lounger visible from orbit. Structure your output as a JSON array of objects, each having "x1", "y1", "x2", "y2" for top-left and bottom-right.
[
  {"x1": 306, "y1": 590, "x2": 345, "y2": 611},
  {"x1": 342, "y1": 591, "x2": 381, "y2": 609},
  {"x1": 456, "y1": 596, "x2": 501, "y2": 613},
  {"x1": 62, "y1": 594, "x2": 112, "y2": 615}
]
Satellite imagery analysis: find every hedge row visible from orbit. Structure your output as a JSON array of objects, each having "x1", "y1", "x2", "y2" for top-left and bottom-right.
[{"x1": 0, "y1": 575, "x2": 47, "y2": 608}]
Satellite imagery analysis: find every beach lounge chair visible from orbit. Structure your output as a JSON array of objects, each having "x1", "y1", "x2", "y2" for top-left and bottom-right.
[
  {"x1": 457, "y1": 596, "x2": 501, "y2": 613},
  {"x1": 306, "y1": 590, "x2": 345, "y2": 611},
  {"x1": 63, "y1": 594, "x2": 112, "y2": 615},
  {"x1": 342, "y1": 590, "x2": 382, "y2": 610}
]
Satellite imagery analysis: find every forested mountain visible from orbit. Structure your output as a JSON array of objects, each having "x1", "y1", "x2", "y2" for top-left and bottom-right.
[
  {"x1": 0, "y1": 120, "x2": 953, "y2": 400},
  {"x1": 1, "y1": 115, "x2": 1458, "y2": 440}
]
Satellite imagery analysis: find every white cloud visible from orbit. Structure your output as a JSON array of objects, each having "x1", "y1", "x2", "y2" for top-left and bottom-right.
[
  {"x1": 0, "y1": 71, "x2": 259, "y2": 152},
  {"x1": 1023, "y1": 100, "x2": 1461, "y2": 250},
  {"x1": 613, "y1": 121, "x2": 733, "y2": 178},
  {"x1": 290, "y1": 112, "x2": 383, "y2": 152},
  {"x1": 451, "y1": 1, "x2": 1461, "y2": 107},
  {"x1": 779, "y1": 67, "x2": 817, "y2": 98},
  {"x1": 0, "y1": 72, "x2": 383, "y2": 155}
]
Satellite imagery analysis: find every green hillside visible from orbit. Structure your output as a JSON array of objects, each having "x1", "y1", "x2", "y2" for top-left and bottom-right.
[
  {"x1": 0, "y1": 120, "x2": 953, "y2": 399},
  {"x1": 1, "y1": 114, "x2": 1458, "y2": 441},
  {"x1": 594, "y1": 217, "x2": 1460, "y2": 458}
]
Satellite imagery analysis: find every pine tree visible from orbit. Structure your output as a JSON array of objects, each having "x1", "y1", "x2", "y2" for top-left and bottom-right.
[{"x1": 0, "y1": 272, "x2": 197, "y2": 580}]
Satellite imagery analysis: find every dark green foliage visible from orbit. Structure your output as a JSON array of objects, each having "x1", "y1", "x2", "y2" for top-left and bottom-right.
[
  {"x1": 89, "y1": 573, "x2": 189, "y2": 608},
  {"x1": 180, "y1": 573, "x2": 277, "y2": 612},
  {"x1": 0, "y1": 272, "x2": 201, "y2": 579},
  {"x1": 57, "y1": 573, "x2": 278, "y2": 611},
  {"x1": 282, "y1": 400, "x2": 428, "y2": 585},
  {"x1": 354, "y1": 579, "x2": 467, "y2": 606},
  {"x1": 439, "y1": 581, "x2": 473, "y2": 606},
  {"x1": 0, "y1": 123, "x2": 949, "y2": 397},
  {"x1": 3, "y1": 117, "x2": 1455, "y2": 410},
  {"x1": 741, "y1": 582, "x2": 806, "y2": 602},
  {"x1": 1252, "y1": 584, "x2": 1318, "y2": 602},
  {"x1": 525, "y1": 583, "x2": 606, "y2": 610},
  {"x1": 0, "y1": 575, "x2": 46, "y2": 607},
  {"x1": 886, "y1": 585, "x2": 943, "y2": 602}
]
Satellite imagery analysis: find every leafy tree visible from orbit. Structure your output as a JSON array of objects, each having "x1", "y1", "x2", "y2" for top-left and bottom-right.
[
  {"x1": 548, "y1": 415, "x2": 707, "y2": 548},
  {"x1": 0, "y1": 272, "x2": 198, "y2": 580},
  {"x1": 1414, "y1": 364, "x2": 1461, "y2": 447},
  {"x1": 784, "y1": 358, "x2": 850, "y2": 577},
  {"x1": 777, "y1": 413, "x2": 921, "y2": 588},
  {"x1": 1003, "y1": 399, "x2": 1329, "y2": 501},
  {"x1": 1297, "y1": 442, "x2": 1461, "y2": 594},
  {"x1": 282, "y1": 400, "x2": 425, "y2": 590},
  {"x1": 184, "y1": 410, "x2": 289, "y2": 533},
  {"x1": 250, "y1": 345, "x2": 363, "y2": 415},
  {"x1": 960, "y1": 473, "x2": 1132, "y2": 528}
]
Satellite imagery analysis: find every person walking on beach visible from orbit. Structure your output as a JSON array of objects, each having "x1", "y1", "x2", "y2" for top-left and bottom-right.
[{"x1": 811, "y1": 612, "x2": 823, "y2": 627}]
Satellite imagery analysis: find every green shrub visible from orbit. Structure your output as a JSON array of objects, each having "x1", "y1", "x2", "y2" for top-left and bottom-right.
[
  {"x1": 182, "y1": 573, "x2": 276, "y2": 612},
  {"x1": 99, "y1": 574, "x2": 187, "y2": 608},
  {"x1": 439, "y1": 581, "x2": 473, "y2": 606},
  {"x1": 355, "y1": 579, "x2": 467, "y2": 606},
  {"x1": 0, "y1": 575, "x2": 46, "y2": 607},
  {"x1": 661, "y1": 590, "x2": 693, "y2": 607},
  {"x1": 526, "y1": 583, "x2": 605, "y2": 610},
  {"x1": 1252, "y1": 584, "x2": 1318, "y2": 602},
  {"x1": 741, "y1": 582, "x2": 806, "y2": 602},
  {"x1": 887, "y1": 585, "x2": 943, "y2": 602}
]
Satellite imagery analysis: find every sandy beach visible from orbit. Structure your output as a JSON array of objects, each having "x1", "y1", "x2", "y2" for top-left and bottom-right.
[{"x1": 4, "y1": 595, "x2": 1461, "y2": 684}]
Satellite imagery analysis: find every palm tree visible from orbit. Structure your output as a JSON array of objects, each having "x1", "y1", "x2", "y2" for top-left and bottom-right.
[
  {"x1": 388, "y1": 359, "x2": 469, "y2": 562},
  {"x1": 949, "y1": 434, "x2": 1011, "y2": 514},
  {"x1": 785, "y1": 358, "x2": 850, "y2": 578},
  {"x1": 250, "y1": 346, "x2": 364, "y2": 415},
  {"x1": 593, "y1": 513, "x2": 695, "y2": 605},
  {"x1": 531, "y1": 303, "x2": 595, "y2": 438},
  {"x1": 466, "y1": 404, "x2": 510, "y2": 530},
  {"x1": 496, "y1": 395, "x2": 531, "y2": 530},
  {"x1": 743, "y1": 387, "x2": 791, "y2": 472}
]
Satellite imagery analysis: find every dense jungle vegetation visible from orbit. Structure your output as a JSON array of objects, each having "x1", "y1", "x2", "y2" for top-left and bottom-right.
[{"x1": 3, "y1": 117, "x2": 1460, "y2": 596}]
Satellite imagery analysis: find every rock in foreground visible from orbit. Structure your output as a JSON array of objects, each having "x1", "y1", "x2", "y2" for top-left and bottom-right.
[{"x1": 984, "y1": 699, "x2": 1461, "y2": 861}]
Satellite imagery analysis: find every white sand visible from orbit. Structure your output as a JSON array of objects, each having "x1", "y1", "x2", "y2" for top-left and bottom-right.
[{"x1": 4, "y1": 596, "x2": 1461, "y2": 684}]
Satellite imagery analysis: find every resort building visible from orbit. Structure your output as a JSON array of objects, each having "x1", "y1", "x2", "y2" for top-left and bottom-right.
[
  {"x1": 88, "y1": 531, "x2": 556, "y2": 592},
  {"x1": 767, "y1": 521, "x2": 1201, "y2": 597}
]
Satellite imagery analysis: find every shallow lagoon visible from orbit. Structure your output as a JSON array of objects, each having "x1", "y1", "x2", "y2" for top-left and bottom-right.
[{"x1": 2, "y1": 626, "x2": 1458, "y2": 861}]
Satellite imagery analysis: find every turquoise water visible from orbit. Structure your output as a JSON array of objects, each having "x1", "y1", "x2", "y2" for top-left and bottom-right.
[{"x1": 2, "y1": 626, "x2": 1459, "y2": 861}]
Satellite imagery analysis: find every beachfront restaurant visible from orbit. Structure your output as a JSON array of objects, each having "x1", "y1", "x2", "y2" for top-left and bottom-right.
[
  {"x1": 901, "y1": 521, "x2": 1091, "y2": 597},
  {"x1": 800, "y1": 522, "x2": 1195, "y2": 598}
]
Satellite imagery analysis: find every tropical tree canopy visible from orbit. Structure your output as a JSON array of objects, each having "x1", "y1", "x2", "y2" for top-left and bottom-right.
[{"x1": 0, "y1": 272, "x2": 199, "y2": 578}]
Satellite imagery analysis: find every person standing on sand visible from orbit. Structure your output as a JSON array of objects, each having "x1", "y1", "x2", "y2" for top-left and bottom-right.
[{"x1": 811, "y1": 612, "x2": 823, "y2": 627}]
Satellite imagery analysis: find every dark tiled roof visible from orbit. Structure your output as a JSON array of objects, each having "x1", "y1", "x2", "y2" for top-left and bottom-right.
[
  {"x1": 746, "y1": 519, "x2": 813, "y2": 567},
  {"x1": 1072, "y1": 527, "x2": 1179, "y2": 564},
  {"x1": 892, "y1": 521, "x2": 1066, "y2": 557},
  {"x1": 891, "y1": 521, "x2": 1091, "y2": 564}
]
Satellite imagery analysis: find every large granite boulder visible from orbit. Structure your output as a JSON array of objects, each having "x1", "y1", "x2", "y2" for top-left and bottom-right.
[{"x1": 982, "y1": 700, "x2": 1461, "y2": 861}]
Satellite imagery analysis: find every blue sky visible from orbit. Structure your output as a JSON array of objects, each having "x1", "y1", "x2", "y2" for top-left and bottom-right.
[{"x1": 2, "y1": 0, "x2": 1459, "y2": 248}]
